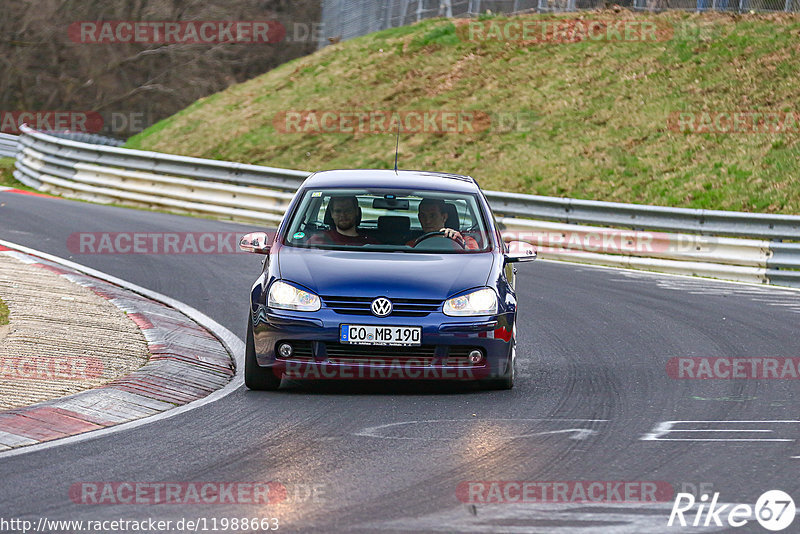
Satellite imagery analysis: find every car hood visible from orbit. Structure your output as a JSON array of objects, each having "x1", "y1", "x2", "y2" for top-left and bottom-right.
[{"x1": 277, "y1": 248, "x2": 495, "y2": 300}]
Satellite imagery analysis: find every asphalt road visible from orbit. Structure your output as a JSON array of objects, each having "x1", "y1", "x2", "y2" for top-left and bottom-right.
[{"x1": 1, "y1": 191, "x2": 799, "y2": 533}]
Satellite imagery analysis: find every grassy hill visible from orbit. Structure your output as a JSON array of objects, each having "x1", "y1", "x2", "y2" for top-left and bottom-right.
[{"x1": 126, "y1": 11, "x2": 800, "y2": 213}]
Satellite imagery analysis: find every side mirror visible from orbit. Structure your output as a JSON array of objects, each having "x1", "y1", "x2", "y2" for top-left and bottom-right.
[
  {"x1": 239, "y1": 232, "x2": 272, "y2": 254},
  {"x1": 504, "y1": 240, "x2": 537, "y2": 263}
]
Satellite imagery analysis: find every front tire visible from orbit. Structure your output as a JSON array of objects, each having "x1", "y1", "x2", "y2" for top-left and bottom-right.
[
  {"x1": 244, "y1": 320, "x2": 282, "y2": 391},
  {"x1": 482, "y1": 359, "x2": 514, "y2": 390},
  {"x1": 482, "y1": 326, "x2": 516, "y2": 390}
]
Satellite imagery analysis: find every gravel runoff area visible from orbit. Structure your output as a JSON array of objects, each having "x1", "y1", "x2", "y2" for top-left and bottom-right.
[
  {"x1": 0, "y1": 253, "x2": 150, "y2": 410},
  {"x1": 0, "y1": 243, "x2": 235, "y2": 452}
]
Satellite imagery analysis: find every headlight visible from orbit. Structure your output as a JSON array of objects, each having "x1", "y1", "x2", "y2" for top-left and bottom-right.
[
  {"x1": 443, "y1": 288, "x2": 497, "y2": 317},
  {"x1": 268, "y1": 281, "x2": 320, "y2": 312}
]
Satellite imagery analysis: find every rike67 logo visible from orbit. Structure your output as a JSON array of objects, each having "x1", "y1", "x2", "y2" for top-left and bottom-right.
[{"x1": 668, "y1": 490, "x2": 795, "y2": 531}]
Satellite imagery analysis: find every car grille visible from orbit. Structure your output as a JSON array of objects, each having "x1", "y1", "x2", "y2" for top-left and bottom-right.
[
  {"x1": 324, "y1": 343, "x2": 436, "y2": 366},
  {"x1": 275, "y1": 340, "x2": 314, "y2": 361},
  {"x1": 320, "y1": 296, "x2": 441, "y2": 317}
]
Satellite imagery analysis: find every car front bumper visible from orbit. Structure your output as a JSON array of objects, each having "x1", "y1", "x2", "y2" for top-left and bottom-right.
[{"x1": 251, "y1": 306, "x2": 515, "y2": 381}]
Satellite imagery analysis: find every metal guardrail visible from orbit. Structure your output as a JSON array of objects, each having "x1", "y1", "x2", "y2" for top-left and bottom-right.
[
  {"x1": 0, "y1": 133, "x2": 19, "y2": 158},
  {"x1": 14, "y1": 127, "x2": 302, "y2": 224},
  {"x1": 16, "y1": 126, "x2": 308, "y2": 192},
  {"x1": 1, "y1": 131, "x2": 126, "y2": 159},
  {"x1": 11, "y1": 126, "x2": 800, "y2": 288},
  {"x1": 43, "y1": 131, "x2": 126, "y2": 148},
  {"x1": 485, "y1": 191, "x2": 800, "y2": 240}
]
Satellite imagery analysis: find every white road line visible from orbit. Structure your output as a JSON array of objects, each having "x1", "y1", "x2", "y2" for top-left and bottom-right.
[
  {"x1": 736, "y1": 290, "x2": 794, "y2": 295},
  {"x1": 356, "y1": 418, "x2": 607, "y2": 441},
  {"x1": 647, "y1": 419, "x2": 800, "y2": 423},
  {"x1": 0, "y1": 239, "x2": 244, "y2": 459},
  {"x1": 643, "y1": 438, "x2": 793, "y2": 442},
  {"x1": 641, "y1": 420, "x2": 800, "y2": 443},
  {"x1": 664, "y1": 429, "x2": 773, "y2": 432}
]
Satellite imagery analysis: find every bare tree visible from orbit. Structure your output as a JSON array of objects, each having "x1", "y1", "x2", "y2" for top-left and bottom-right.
[{"x1": 0, "y1": 0, "x2": 321, "y2": 137}]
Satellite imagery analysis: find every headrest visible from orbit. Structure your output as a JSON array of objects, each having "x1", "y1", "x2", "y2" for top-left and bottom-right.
[{"x1": 444, "y1": 203, "x2": 459, "y2": 230}]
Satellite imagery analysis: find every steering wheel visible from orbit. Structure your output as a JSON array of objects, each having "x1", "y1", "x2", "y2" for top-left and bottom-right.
[{"x1": 410, "y1": 231, "x2": 465, "y2": 249}]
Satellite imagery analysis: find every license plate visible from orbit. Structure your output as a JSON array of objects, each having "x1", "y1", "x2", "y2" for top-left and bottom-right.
[{"x1": 340, "y1": 325, "x2": 422, "y2": 346}]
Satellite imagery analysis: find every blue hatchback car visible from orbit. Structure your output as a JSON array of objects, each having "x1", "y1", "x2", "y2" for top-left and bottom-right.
[{"x1": 239, "y1": 170, "x2": 535, "y2": 390}]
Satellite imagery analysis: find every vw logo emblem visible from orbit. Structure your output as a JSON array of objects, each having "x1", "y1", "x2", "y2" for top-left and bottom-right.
[{"x1": 371, "y1": 297, "x2": 392, "y2": 317}]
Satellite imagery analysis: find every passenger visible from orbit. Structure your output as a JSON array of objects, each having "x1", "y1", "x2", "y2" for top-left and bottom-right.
[
  {"x1": 408, "y1": 198, "x2": 479, "y2": 250},
  {"x1": 309, "y1": 196, "x2": 377, "y2": 246}
]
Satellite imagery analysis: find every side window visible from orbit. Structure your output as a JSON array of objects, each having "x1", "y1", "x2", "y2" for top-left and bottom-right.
[{"x1": 301, "y1": 197, "x2": 330, "y2": 229}]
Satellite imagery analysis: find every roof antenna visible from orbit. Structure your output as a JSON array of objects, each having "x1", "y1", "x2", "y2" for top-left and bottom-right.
[{"x1": 393, "y1": 114, "x2": 401, "y2": 174}]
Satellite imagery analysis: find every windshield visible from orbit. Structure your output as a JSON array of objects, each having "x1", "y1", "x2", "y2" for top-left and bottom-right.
[{"x1": 283, "y1": 188, "x2": 492, "y2": 253}]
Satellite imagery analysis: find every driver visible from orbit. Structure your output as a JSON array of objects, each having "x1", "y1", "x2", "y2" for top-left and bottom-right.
[
  {"x1": 408, "y1": 198, "x2": 479, "y2": 250},
  {"x1": 309, "y1": 196, "x2": 377, "y2": 246}
]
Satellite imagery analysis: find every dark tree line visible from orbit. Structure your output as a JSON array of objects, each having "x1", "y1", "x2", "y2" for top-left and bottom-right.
[{"x1": 0, "y1": 0, "x2": 321, "y2": 137}]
